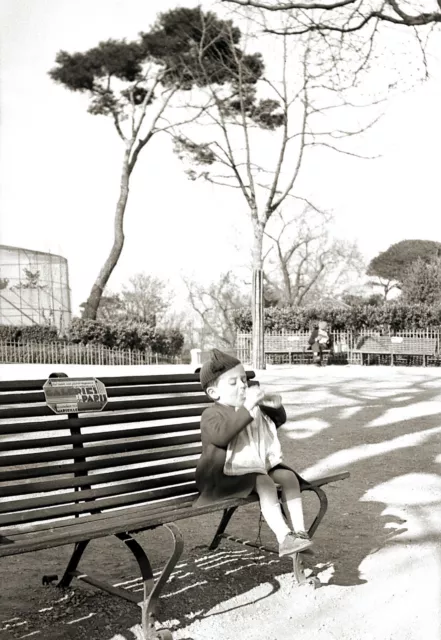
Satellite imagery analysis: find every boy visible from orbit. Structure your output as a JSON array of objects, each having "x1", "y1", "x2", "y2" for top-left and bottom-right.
[
  {"x1": 308, "y1": 321, "x2": 332, "y2": 366},
  {"x1": 194, "y1": 349, "x2": 312, "y2": 556}
]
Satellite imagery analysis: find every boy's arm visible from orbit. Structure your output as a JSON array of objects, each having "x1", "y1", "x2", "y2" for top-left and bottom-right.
[
  {"x1": 201, "y1": 406, "x2": 253, "y2": 448},
  {"x1": 260, "y1": 404, "x2": 287, "y2": 428}
]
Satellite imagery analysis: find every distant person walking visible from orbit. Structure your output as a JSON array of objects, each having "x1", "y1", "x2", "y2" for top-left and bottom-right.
[{"x1": 308, "y1": 321, "x2": 333, "y2": 366}]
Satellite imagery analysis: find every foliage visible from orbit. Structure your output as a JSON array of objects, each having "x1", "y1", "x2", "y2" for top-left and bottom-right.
[
  {"x1": 12, "y1": 269, "x2": 46, "y2": 290},
  {"x1": 67, "y1": 318, "x2": 183, "y2": 355},
  {"x1": 121, "y1": 273, "x2": 171, "y2": 326},
  {"x1": 367, "y1": 240, "x2": 441, "y2": 284},
  {"x1": 0, "y1": 324, "x2": 59, "y2": 342},
  {"x1": 263, "y1": 208, "x2": 366, "y2": 306},
  {"x1": 233, "y1": 302, "x2": 441, "y2": 332},
  {"x1": 80, "y1": 274, "x2": 171, "y2": 326},
  {"x1": 185, "y1": 271, "x2": 249, "y2": 348},
  {"x1": 80, "y1": 293, "x2": 126, "y2": 323},
  {"x1": 401, "y1": 257, "x2": 441, "y2": 305},
  {"x1": 141, "y1": 8, "x2": 263, "y2": 89},
  {"x1": 342, "y1": 293, "x2": 384, "y2": 306},
  {"x1": 49, "y1": 7, "x2": 257, "y2": 320},
  {"x1": 68, "y1": 318, "x2": 116, "y2": 347}
]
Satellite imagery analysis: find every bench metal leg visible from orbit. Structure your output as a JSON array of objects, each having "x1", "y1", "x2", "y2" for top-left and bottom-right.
[
  {"x1": 56, "y1": 539, "x2": 90, "y2": 588},
  {"x1": 45, "y1": 525, "x2": 183, "y2": 640},
  {"x1": 142, "y1": 523, "x2": 184, "y2": 640},
  {"x1": 209, "y1": 506, "x2": 238, "y2": 550},
  {"x1": 303, "y1": 485, "x2": 328, "y2": 539}
]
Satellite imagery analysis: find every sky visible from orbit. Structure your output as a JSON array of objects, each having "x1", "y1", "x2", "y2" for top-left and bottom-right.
[{"x1": 1, "y1": 0, "x2": 441, "y2": 315}]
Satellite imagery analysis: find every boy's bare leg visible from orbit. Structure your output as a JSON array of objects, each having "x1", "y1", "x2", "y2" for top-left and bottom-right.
[
  {"x1": 269, "y1": 468, "x2": 307, "y2": 533},
  {"x1": 256, "y1": 473, "x2": 312, "y2": 556},
  {"x1": 255, "y1": 474, "x2": 291, "y2": 543}
]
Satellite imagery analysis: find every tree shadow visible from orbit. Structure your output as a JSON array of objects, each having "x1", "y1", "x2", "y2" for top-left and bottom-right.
[{"x1": 266, "y1": 372, "x2": 441, "y2": 589}]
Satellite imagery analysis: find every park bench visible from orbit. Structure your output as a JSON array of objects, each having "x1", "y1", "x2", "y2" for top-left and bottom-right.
[
  {"x1": 264, "y1": 334, "x2": 335, "y2": 365},
  {"x1": 0, "y1": 372, "x2": 349, "y2": 640},
  {"x1": 352, "y1": 335, "x2": 438, "y2": 366}
]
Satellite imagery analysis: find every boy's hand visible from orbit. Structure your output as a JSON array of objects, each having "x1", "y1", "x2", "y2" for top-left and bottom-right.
[{"x1": 243, "y1": 385, "x2": 265, "y2": 412}]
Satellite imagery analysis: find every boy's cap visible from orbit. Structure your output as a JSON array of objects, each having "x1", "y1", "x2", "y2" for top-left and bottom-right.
[{"x1": 199, "y1": 349, "x2": 241, "y2": 390}]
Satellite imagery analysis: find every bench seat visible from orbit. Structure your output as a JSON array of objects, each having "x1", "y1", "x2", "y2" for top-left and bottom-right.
[{"x1": 0, "y1": 471, "x2": 349, "y2": 558}]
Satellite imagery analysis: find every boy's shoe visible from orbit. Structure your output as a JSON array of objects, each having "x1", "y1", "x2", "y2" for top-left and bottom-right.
[
  {"x1": 279, "y1": 532, "x2": 313, "y2": 557},
  {"x1": 296, "y1": 530, "x2": 311, "y2": 540}
]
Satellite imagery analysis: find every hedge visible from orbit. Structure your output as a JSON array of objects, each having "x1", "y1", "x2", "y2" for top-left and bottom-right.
[
  {"x1": 0, "y1": 319, "x2": 184, "y2": 357},
  {"x1": 233, "y1": 303, "x2": 441, "y2": 332},
  {"x1": 0, "y1": 325, "x2": 59, "y2": 342},
  {"x1": 67, "y1": 318, "x2": 184, "y2": 356}
]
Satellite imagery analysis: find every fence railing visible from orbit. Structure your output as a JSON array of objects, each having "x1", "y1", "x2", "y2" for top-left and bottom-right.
[
  {"x1": 236, "y1": 329, "x2": 441, "y2": 364},
  {"x1": 0, "y1": 340, "x2": 184, "y2": 366}
]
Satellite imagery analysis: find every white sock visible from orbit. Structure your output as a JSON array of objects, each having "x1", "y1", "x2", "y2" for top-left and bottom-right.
[
  {"x1": 260, "y1": 503, "x2": 291, "y2": 543},
  {"x1": 283, "y1": 498, "x2": 306, "y2": 533}
]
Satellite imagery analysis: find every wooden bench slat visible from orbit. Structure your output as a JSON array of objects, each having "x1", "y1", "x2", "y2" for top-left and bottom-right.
[
  {"x1": 0, "y1": 395, "x2": 209, "y2": 420},
  {"x1": 0, "y1": 496, "x2": 258, "y2": 557},
  {"x1": 0, "y1": 461, "x2": 197, "y2": 499},
  {"x1": 0, "y1": 383, "x2": 205, "y2": 405},
  {"x1": 0, "y1": 482, "x2": 199, "y2": 525},
  {"x1": 0, "y1": 374, "x2": 201, "y2": 393},
  {"x1": 0, "y1": 432, "x2": 201, "y2": 469},
  {"x1": 0, "y1": 422, "x2": 202, "y2": 452},
  {"x1": 0, "y1": 371, "x2": 256, "y2": 393},
  {"x1": 0, "y1": 406, "x2": 206, "y2": 435},
  {"x1": 0, "y1": 394, "x2": 208, "y2": 412},
  {"x1": 0, "y1": 478, "x2": 197, "y2": 516},
  {"x1": 1, "y1": 494, "x2": 199, "y2": 539},
  {"x1": 0, "y1": 444, "x2": 202, "y2": 483}
]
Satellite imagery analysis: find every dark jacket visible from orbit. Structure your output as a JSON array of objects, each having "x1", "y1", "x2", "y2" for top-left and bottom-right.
[
  {"x1": 307, "y1": 328, "x2": 333, "y2": 350},
  {"x1": 194, "y1": 402, "x2": 307, "y2": 507}
]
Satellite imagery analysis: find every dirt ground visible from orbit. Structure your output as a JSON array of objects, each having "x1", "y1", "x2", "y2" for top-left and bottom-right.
[{"x1": 2, "y1": 364, "x2": 441, "y2": 640}]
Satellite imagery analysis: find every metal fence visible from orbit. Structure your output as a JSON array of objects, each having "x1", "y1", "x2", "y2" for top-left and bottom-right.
[
  {"x1": 0, "y1": 340, "x2": 184, "y2": 366},
  {"x1": 236, "y1": 329, "x2": 441, "y2": 365}
]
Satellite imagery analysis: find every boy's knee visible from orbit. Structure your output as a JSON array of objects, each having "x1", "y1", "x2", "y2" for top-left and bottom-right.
[
  {"x1": 255, "y1": 473, "x2": 276, "y2": 493},
  {"x1": 271, "y1": 468, "x2": 300, "y2": 490}
]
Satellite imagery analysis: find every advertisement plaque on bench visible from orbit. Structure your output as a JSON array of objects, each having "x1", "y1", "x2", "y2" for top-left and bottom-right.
[{"x1": 43, "y1": 377, "x2": 108, "y2": 414}]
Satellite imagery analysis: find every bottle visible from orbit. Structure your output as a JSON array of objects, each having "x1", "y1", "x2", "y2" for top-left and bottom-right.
[{"x1": 259, "y1": 393, "x2": 282, "y2": 408}]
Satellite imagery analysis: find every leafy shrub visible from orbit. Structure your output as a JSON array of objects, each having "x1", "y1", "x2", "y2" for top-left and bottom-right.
[
  {"x1": 148, "y1": 328, "x2": 184, "y2": 356},
  {"x1": 0, "y1": 324, "x2": 59, "y2": 342},
  {"x1": 66, "y1": 318, "x2": 184, "y2": 355},
  {"x1": 67, "y1": 318, "x2": 116, "y2": 347},
  {"x1": 233, "y1": 303, "x2": 441, "y2": 332}
]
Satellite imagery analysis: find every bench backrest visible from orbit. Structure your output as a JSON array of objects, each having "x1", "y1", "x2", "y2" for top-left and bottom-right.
[
  {"x1": 265, "y1": 335, "x2": 311, "y2": 351},
  {"x1": 355, "y1": 336, "x2": 438, "y2": 355},
  {"x1": 0, "y1": 372, "x2": 255, "y2": 536}
]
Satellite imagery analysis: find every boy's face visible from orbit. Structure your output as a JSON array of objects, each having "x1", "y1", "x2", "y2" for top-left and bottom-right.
[{"x1": 207, "y1": 364, "x2": 248, "y2": 407}]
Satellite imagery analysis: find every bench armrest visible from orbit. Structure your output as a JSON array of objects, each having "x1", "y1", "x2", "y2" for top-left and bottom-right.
[{"x1": 307, "y1": 471, "x2": 350, "y2": 487}]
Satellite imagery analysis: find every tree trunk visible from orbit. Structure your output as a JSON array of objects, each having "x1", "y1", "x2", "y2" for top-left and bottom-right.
[
  {"x1": 251, "y1": 226, "x2": 265, "y2": 370},
  {"x1": 82, "y1": 151, "x2": 131, "y2": 320}
]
